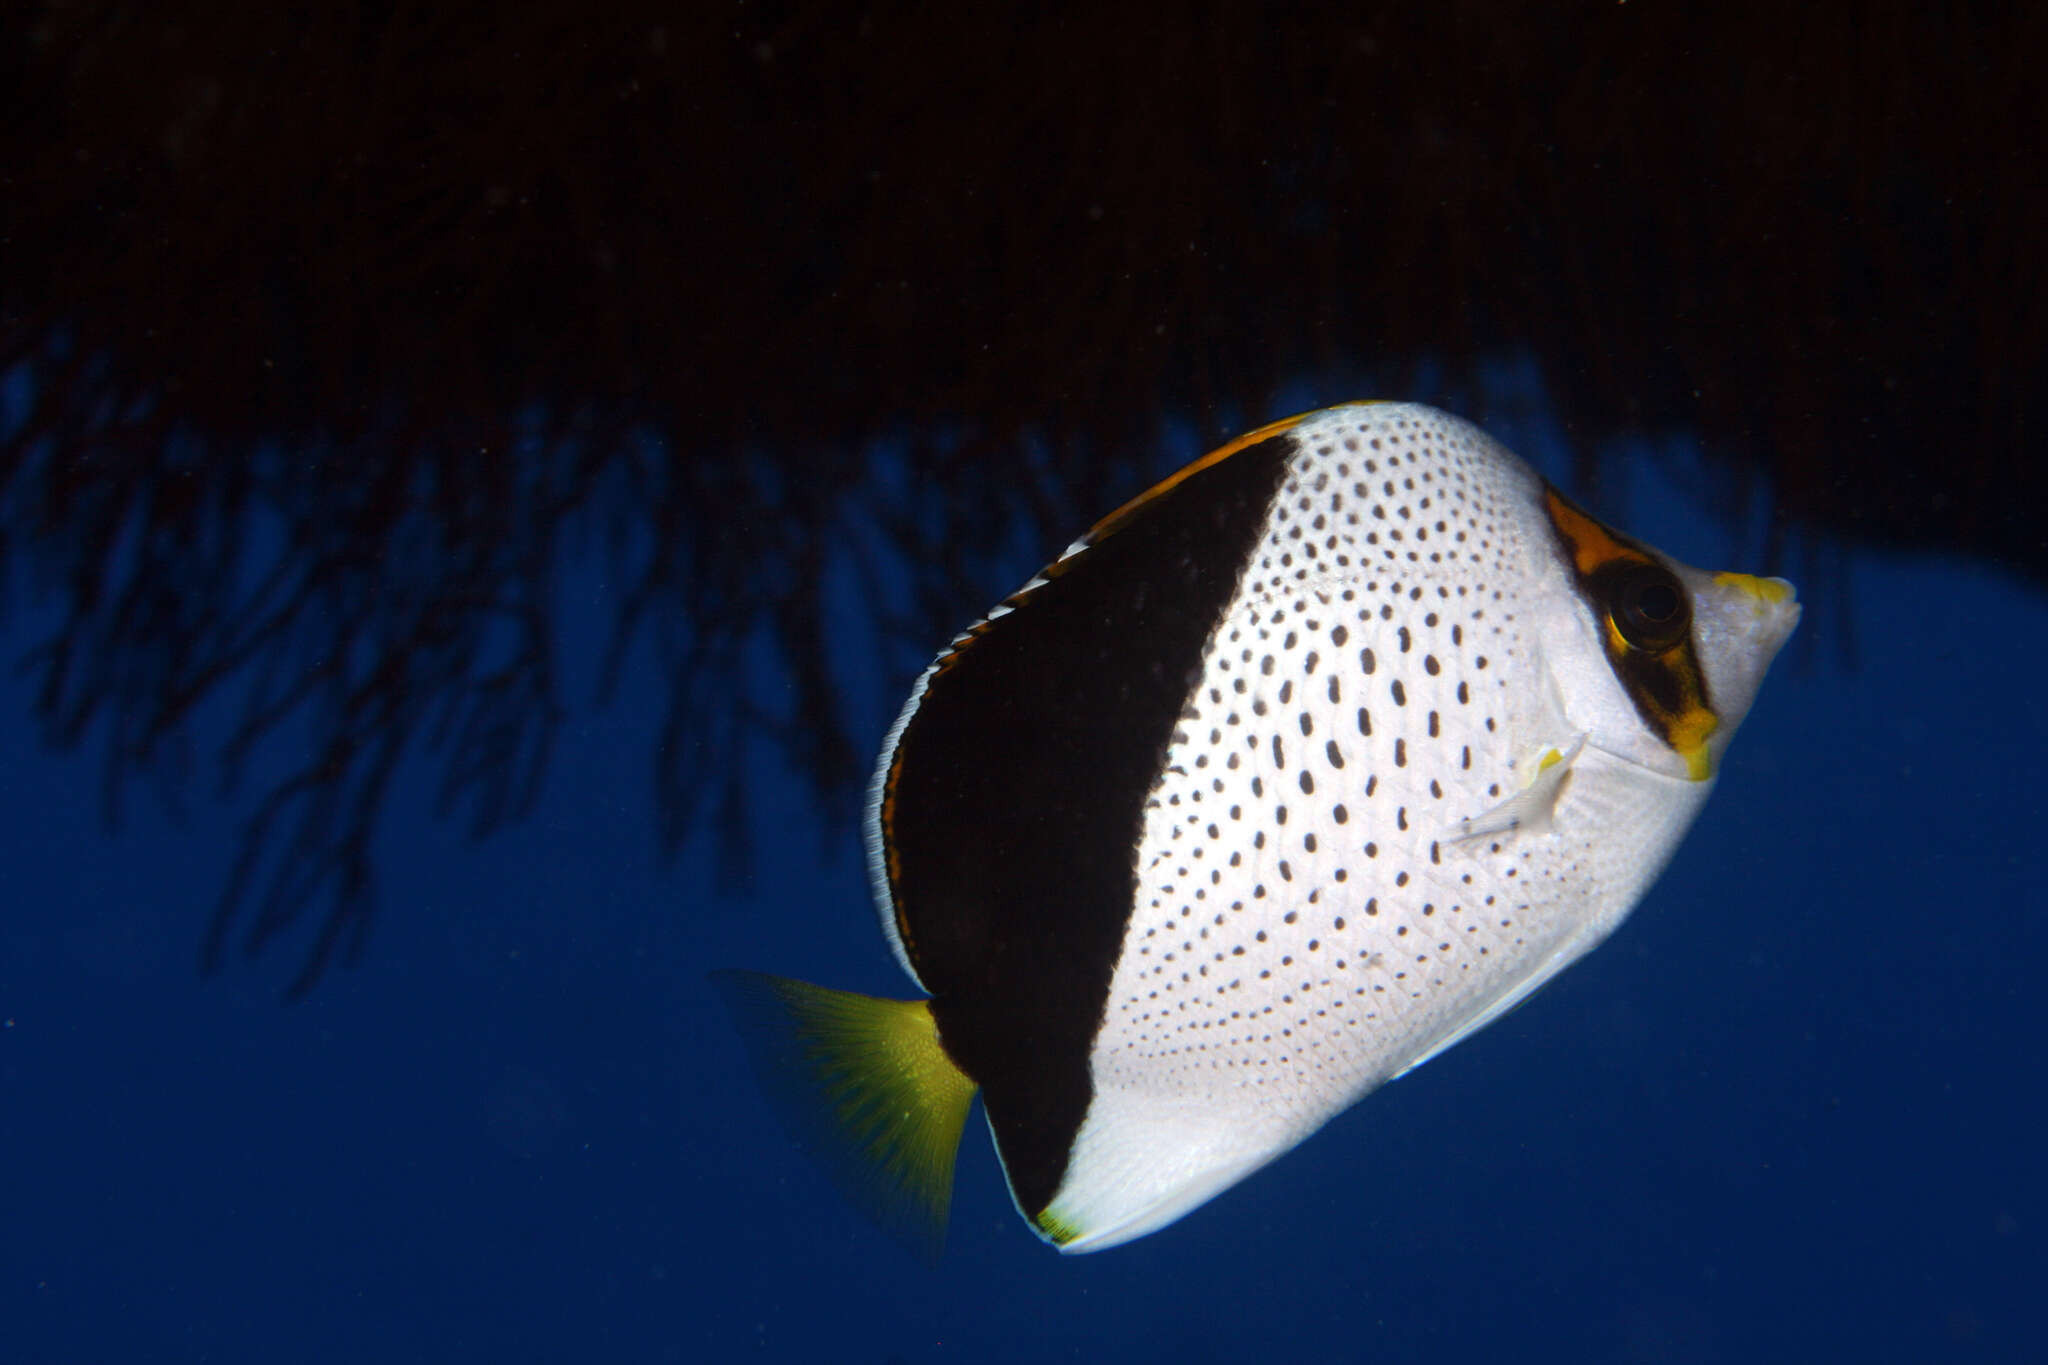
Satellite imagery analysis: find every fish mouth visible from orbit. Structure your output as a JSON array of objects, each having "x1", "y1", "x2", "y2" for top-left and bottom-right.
[
  {"x1": 1679, "y1": 568, "x2": 1801, "y2": 771},
  {"x1": 1712, "y1": 572, "x2": 1798, "y2": 606}
]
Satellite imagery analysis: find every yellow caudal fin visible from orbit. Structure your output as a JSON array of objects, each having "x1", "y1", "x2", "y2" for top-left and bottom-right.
[{"x1": 711, "y1": 971, "x2": 978, "y2": 1261}]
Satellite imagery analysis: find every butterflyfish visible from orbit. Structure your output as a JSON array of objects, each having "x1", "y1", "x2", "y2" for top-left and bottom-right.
[{"x1": 718, "y1": 402, "x2": 1800, "y2": 1254}]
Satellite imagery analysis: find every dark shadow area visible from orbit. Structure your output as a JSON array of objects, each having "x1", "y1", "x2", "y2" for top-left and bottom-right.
[{"x1": 1, "y1": 2, "x2": 2036, "y2": 994}]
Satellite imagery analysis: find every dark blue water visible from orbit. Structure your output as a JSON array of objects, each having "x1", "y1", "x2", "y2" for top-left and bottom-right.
[{"x1": 2, "y1": 414, "x2": 2040, "y2": 1363}]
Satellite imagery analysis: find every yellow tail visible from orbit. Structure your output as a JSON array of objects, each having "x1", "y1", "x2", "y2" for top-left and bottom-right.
[{"x1": 712, "y1": 971, "x2": 978, "y2": 1260}]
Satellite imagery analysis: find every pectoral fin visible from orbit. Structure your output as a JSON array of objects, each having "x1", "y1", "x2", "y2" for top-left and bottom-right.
[{"x1": 1450, "y1": 735, "x2": 1586, "y2": 846}]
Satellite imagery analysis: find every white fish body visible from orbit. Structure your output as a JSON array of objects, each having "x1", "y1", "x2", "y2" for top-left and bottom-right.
[{"x1": 1041, "y1": 403, "x2": 1799, "y2": 1248}]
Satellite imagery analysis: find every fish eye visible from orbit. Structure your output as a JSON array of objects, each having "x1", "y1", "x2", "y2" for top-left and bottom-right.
[{"x1": 1606, "y1": 561, "x2": 1690, "y2": 652}]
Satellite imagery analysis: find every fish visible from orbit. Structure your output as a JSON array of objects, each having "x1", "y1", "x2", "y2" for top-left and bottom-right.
[{"x1": 717, "y1": 401, "x2": 1800, "y2": 1255}]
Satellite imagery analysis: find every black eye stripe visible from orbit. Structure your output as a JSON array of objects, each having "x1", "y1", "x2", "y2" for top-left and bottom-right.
[{"x1": 1540, "y1": 484, "x2": 1717, "y2": 765}]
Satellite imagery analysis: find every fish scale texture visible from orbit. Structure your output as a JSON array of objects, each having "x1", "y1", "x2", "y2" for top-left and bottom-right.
[{"x1": 1100, "y1": 405, "x2": 1557, "y2": 1108}]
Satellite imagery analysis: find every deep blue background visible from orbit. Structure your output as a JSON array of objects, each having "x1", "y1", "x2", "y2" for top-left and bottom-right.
[{"x1": 2, "y1": 404, "x2": 2041, "y2": 1363}]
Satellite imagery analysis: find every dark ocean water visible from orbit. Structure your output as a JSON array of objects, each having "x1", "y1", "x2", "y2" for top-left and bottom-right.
[{"x1": 2, "y1": 406, "x2": 2041, "y2": 1364}]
